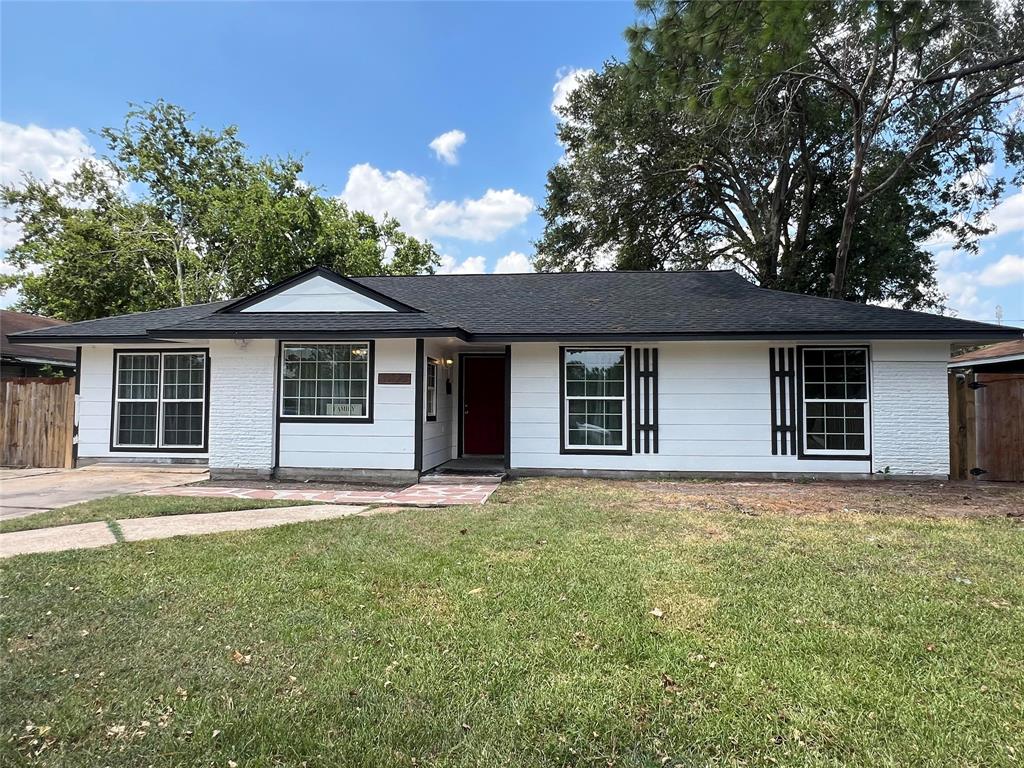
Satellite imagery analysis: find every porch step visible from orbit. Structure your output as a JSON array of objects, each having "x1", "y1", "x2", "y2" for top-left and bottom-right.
[{"x1": 418, "y1": 472, "x2": 505, "y2": 485}]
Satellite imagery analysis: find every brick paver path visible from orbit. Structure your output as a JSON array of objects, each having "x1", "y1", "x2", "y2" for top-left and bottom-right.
[{"x1": 138, "y1": 482, "x2": 497, "y2": 506}]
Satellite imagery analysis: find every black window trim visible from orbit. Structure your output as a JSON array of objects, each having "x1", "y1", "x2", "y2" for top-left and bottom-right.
[
  {"x1": 108, "y1": 347, "x2": 210, "y2": 454},
  {"x1": 795, "y1": 344, "x2": 872, "y2": 462},
  {"x1": 559, "y1": 345, "x2": 633, "y2": 456},
  {"x1": 278, "y1": 340, "x2": 376, "y2": 424}
]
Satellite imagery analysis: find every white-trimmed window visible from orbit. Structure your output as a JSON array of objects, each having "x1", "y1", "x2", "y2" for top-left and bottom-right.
[
  {"x1": 280, "y1": 342, "x2": 371, "y2": 419},
  {"x1": 426, "y1": 358, "x2": 438, "y2": 421},
  {"x1": 801, "y1": 347, "x2": 870, "y2": 455},
  {"x1": 114, "y1": 351, "x2": 207, "y2": 449},
  {"x1": 563, "y1": 348, "x2": 627, "y2": 450}
]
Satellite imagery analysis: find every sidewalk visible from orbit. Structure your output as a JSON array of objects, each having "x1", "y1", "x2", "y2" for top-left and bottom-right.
[{"x1": 0, "y1": 503, "x2": 366, "y2": 558}]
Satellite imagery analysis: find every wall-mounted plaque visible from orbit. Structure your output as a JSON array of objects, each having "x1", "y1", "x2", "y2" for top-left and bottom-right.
[{"x1": 378, "y1": 372, "x2": 412, "y2": 385}]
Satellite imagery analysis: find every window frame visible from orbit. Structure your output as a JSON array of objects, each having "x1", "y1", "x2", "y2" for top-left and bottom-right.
[
  {"x1": 425, "y1": 357, "x2": 438, "y2": 422},
  {"x1": 796, "y1": 345, "x2": 871, "y2": 460},
  {"x1": 110, "y1": 348, "x2": 210, "y2": 453},
  {"x1": 559, "y1": 346, "x2": 633, "y2": 456},
  {"x1": 277, "y1": 340, "x2": 375, "y2": 424}
]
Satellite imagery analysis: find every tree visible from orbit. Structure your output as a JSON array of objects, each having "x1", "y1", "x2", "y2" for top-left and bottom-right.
[
  {"x1": 626, "y1": 0, "x2": 1024, "y2": 299},
  {"x1": 537, "y1": 63, "x2": 946, "y2": 307},
  {"x1": 1, "y1": 101, "x2": 438, "y2": 321}
]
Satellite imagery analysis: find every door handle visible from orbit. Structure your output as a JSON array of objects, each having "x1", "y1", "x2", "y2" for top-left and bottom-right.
[{"x1": 463, "y1": 405, "x2": 469, "y2": 415}]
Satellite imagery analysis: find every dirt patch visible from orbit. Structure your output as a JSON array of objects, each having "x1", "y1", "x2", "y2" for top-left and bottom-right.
[{"x1": 635, "y1": 478, "x2": 1024, "y2": 520}]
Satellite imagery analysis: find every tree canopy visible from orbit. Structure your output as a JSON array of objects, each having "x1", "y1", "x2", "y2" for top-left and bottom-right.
[
  {"x1": 1, "y1": 102, "x2": 438, "y2": 321},
  {"x1": 538, "y1": 0, "x2": 1024, "y2": 309}
]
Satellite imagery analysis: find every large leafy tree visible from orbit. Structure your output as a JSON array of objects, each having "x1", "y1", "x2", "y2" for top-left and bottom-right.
[
  {"x1": 539, "y1": 0, "x2": 1024, "y2": 308},
  {"x1": 2, "y1": 102, "x2": 438, "y2": 321}
]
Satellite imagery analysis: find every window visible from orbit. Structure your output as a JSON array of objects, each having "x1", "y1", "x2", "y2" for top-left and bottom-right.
[
  {"x1": 426, "y1": 358, "x2": 438, "y2": 421},
  {"x1": 113, "y1": 350, "x2": 207, "y2": 450},
  {"x1": 562, "y1": 348, "x2": 629, "y2": 451},
  {"x1": 801, "y1": 348, "x2": 870, "y2": 455},
  {"x1": 280, "y1": 342, "x2": 372, "y2": 420}
]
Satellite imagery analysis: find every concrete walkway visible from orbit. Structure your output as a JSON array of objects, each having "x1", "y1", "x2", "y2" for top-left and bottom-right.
[
  {"x1": 0, "y1": 464, "x2": 209, "y2": 520},
  {"x1": 0, "y1": 503, "x2": 365, "y2": 558}
]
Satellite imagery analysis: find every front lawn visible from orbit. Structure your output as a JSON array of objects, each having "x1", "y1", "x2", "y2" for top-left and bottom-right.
[
  {"x1": 0, "y1": 495, "x2": 309, "y2": 534},
  {"x1": 2, "y1": 479, "x2": 1021, "y2": 767}
]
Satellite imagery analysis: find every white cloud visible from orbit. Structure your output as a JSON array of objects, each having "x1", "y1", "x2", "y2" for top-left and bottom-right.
[
  {"x1": 984, "y1": 189, "x2": 1024, "y2": 236},
  {"x1": 1, "y1": 121, "x2": 96, "y2": 251},
  {"x1": 978, "y1": 253, "x2": 1024, "y2": 286},
  {"x1": 551, "y1": 67, "x2": 593, "y2": 117},
  {"x1": 428, "y1": 129, "x2": 466, "y2": 165},
  {"x1": 437, "y1": 254, "x2": 486, "y2": 274},
  {"x1": 493, "y1": 250, "x2": 533, "y2": 273},
  {"x1": 340, "y1": 163, "x2": 533, "y2": 242}
]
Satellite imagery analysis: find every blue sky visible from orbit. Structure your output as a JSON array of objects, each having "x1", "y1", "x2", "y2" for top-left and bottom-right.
[{"x1": 1, "y1": 1, "x2": 1021, "y2": 325}]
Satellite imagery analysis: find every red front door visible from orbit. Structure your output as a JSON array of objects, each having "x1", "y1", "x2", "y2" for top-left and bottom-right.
[{"x1": 462, "y1": 356, "x2": 505, "y2": 455}]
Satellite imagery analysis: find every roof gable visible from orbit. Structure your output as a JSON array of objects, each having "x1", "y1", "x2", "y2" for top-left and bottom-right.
[{"x1": 220, "y1": 267, "x2": 419, "y2": 314}]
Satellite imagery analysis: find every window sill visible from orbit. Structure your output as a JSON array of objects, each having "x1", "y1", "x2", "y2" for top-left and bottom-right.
[
  {"x1": 560, "y1": 447, "x2": 632, "y2": 456},
  {"x1": 110, "y1": 445, "x2": 208, "y2": 453},
  {"x1": 798, "y1": 452, "x2": 871, "y2": 462},
  {"x1": 279, "y1": 416, "x2": 374, "y2": 424}
]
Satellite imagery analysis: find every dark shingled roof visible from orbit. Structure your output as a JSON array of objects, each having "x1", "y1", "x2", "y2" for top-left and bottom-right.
[
  {"x1": 1, "y1": 310, "x2": 77, "y2": 365},
  {"x1": 10, "y1": 269, "x2": 1022, "y2": 343}
]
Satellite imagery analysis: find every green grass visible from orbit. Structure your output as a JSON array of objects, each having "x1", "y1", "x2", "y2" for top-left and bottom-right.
[
  {"x1": 0, "y1": 495, "x2": 308, "y2": 534},
  {"x1": 2, "y1": 478, "x2": 1021, "y2": 767}
]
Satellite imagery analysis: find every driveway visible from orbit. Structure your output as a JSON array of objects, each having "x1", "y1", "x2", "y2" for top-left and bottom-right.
[{"x1": 0, "y1": 464, "x2": 208, "y2": 520}]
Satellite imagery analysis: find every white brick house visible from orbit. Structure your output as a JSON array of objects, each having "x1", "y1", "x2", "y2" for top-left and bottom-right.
[{"x1": 14, "y1": 267, "x2": 1021, "y2": 482}]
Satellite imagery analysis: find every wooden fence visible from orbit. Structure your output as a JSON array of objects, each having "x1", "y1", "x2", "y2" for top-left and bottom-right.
[
  {"x1": 949, "y1": 371, "x2": 1024, "y2": 482},
  {"x1": 0, "y1": 377, "x2": 76, "y2": 468}
]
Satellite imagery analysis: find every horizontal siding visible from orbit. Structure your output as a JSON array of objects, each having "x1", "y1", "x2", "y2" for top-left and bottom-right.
[
  {"x1": 277, "y1": 338, "x2": 416, "y2": 470},
  {"x1": 421, "y1": 340, "x2": 457, "y2": 471},
  {"x1": 78, "y1": 344, "x2": 210, "y2": 461},
  {"x1": 509, "y1": 341, "x2": 874, "y2": 474}
]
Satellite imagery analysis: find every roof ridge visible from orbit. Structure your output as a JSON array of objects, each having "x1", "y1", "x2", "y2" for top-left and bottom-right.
[{"x1": 356, "y1": 269, "x2": 741, "y2": 279}]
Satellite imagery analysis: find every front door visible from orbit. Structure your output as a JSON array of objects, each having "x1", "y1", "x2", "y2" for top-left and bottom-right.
[{"x1": 462, "y1": 356, "x2": 505, "y2": 455}]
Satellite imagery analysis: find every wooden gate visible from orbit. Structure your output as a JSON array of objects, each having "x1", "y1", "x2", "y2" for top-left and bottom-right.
[
  {"x1": 949, "y1": 372, "x2": 1024, "y2": 482},
  {"x1": 0, "y1": 377, "x2": 76, "y2": 468}
]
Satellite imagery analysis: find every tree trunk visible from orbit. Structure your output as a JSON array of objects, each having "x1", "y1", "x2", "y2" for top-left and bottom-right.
[{"x1": 831, "y1": 144, "x2": 865, "y2": 300}]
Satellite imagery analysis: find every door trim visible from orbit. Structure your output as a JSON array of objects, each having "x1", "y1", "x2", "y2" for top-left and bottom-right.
[{"x1": 458, "y1": 352, "x2": 506, "y2": 458}]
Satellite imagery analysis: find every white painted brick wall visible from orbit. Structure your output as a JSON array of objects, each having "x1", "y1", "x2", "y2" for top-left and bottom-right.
[
  {"x1": 870, "y1": 343, "x2": 950, "y2": 476},
  {"x1": 208, "y1": 339, "x2": 276, "y2": 474}
]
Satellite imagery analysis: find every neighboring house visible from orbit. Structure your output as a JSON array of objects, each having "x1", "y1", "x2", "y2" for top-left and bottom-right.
[
  {"x1": 1, "y1": 310, "x2": 77, "y2": 379},
  {"x1": 949, "y1": 339, "x2": 1024, "y2": 374},
  {"x1": 10, "y1": 267, "x2": 1022, "y2": 481}
]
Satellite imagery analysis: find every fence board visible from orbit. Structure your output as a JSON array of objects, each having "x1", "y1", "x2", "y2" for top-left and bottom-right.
[{"x1": 0, "y1": 377, "x2": 76, "y2": 468}]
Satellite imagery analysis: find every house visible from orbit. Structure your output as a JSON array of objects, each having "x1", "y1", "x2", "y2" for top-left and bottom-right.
[
  {"x1": 1, "y1": 310, "x2": 77, "y2": 379},
  {"x1": 949, "y1": 339, "x2": 1024, "y2": 374},
  {"x1": 10, "y1": 267, "x2": 1021, "y2": 482}
]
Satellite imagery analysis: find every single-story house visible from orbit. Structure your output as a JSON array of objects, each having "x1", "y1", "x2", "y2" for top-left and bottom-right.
[
  {"x1": 949, "y1": 339, "x2": 1024, "y2": 374},
  {"x1": 1, "y1": 310, "x2": 77, "y2": 379},
  {"x1": 10, "y1": 267, "x2": 1022, "y2": 482}
]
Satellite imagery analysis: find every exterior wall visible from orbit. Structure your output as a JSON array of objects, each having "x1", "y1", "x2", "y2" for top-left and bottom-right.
[
  {"x1": 78, "y1": 344, "x2": 210, "y2": 462},
  {"x1": 870, "y1": 341, "x2": 950, "y2": 475},
  {"x1": 422, "y1": 340, "x2": 457, "y2": 471},
  {"x1": 80, "y1": 337, "x2": 954, "y2": 478},
  {"x1": 508, "y1": 340, "x2": 945, "y2": 476},
  {"x1": 277, "y1": 338, "x2": 417, "y2": 471},
  {"x1": 208, "y1": 339, "x2": 277, "y2": 477}
]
